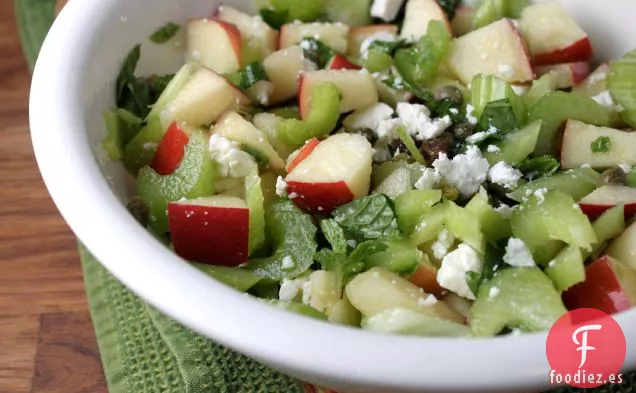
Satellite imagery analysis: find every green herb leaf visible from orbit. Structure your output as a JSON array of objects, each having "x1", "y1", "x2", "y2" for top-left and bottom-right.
[
  {"x1": 332, "y1": 194, "x2": 402, "y2": 242},
  {"x1": 349, "y1": 240, "x2": 390, "y2": 261},
  {"x1": 466, "y1": 242, "x2": 507, "y2": 295},
  {"x1": 367, "y1": 39, "x2": 410, "y2": 56},
  {"x1": 591, "y1": 136, "x2": 611, "y2": 153},
  {"x1": 148, "y1": 73, "x2": 175, "y2": 97},
  {"x1": 149, "y1": 22, "x2": 180, "y2": 44},
  {"x1": 240, "y1": 144, "x2": 269, "y2": 165},
  {"x1": 299, "y1": 37, "x2": 336, "y2": 69},
  {"x1": 477, "y1": 98, "x2": 518, "y2": 134},
  {"x1": 226, "y1": 62, "x2": 270, "y2": 90},
  {"x1": 517, "y1": 156, "x2": 560, "y2": 180},
  {"x1": 247, "y1": 201, "x2": 317, "y2": 280},
  {"x1": 259, "y1": 8, "x2": 290, "y2": 29},
  {"x1": 436, "y1": 0, "x2": 461, "y2": 19},
  {"x1": 320, "y1": 219, "x2": 348, "y2": 254},
  {"x1": 315, "y1": 249, "x2": 364, "y2": 276},
  {"x1": 116, "y1": 44, "x2": 141, "y2": 105}
]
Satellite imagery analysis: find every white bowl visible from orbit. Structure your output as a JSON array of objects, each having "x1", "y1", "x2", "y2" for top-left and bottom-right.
[{"x1": 30, "y1": 1, "x2": 636, "y2": 392}]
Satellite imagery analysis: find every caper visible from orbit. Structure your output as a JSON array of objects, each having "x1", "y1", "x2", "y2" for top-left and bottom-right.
[
  {"x1": 441, "y1": 185, "x2": 459, "y2": 201},
  {"x1": 435, "y1": 85, "x2": 463, "y2": 106},
  {"x1": 451, "y1": 123, "x2": 475, "y2": 141},
  {"x1": 127, "y1": 196, "x2": 149, "y2": 227},
  {"x1": 598, "y1": 167, "x2": 627, "y2": 186},
  {"x1": 419, "y1": 134, "x2": 454, "y2": 163},
  {"x1": 391, "y1": 152, "x2": 415, "y2": 164}
]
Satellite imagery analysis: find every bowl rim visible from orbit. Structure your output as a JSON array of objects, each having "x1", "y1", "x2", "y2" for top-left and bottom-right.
[{"x1": 29, "y1": 0, "x2": 636, "y2": 391}]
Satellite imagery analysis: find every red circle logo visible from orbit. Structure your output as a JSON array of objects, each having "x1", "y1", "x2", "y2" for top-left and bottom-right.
[{"x1": 546, "y1": 308, "x2": 626, "y2": 388}]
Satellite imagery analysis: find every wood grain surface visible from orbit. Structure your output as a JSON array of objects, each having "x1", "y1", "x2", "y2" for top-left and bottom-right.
[{"x1": 0, "y1": 1, "x2": 108, "y2": 392}]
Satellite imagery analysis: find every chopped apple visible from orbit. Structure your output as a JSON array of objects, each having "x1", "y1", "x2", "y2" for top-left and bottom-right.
[
  {"x1": 251, "y1": 112, "x2": 297, "y2": 161},
  {"x1": 578, "y1": 186, "x2": 636, "y2": 220},
  {"x1": 279, "y1": 22, "x2": 349, "y2": 53},
  {"x1": 409, "y1": 262, "x2": 445, "y2": 298},
  {"x1": 562, "y1": 256, "x2": 636, "y2": 314},
  {"x1": 607, "y1": 221, "x2": 636, "y2": 270},
  {"x1": 150, "y1": 122, "x2": 198, "y2": 175},
  {"x1": 451, "y1": 6, "x2": 474, "y2": 37},
  {"x1": 347, "y1": 24, "x2": 399, "y2": 58},
  {"x1": 211, "y1": 112, "x2": 285, "y2": 171},
  {"x1": 286, "y1": 137, "x2": 321, "y2": 173},
  {"x1": 326, "y1": 54, "x2": 361, "y2": 70},
  {"x1": 263, "y1": 46, "x2": 315, "y2": 105},
  {"x1": 168, "y1": 196, "x2": 250, "y2": 266},
  {"x1": 299, "y1": 70, "x2": 379, "y2": 118},
  {"x1": 400, "y1": 0, "x2": 452, "y2": 41},
  {"x1": 573, "y1": 63, "x2": 609, "y2": 97},
  {"x1": 520, "y1": 2, "x2": 593, "y2": 66},
  {"x1": 160, "y1": 67, "x2": 250, "y2": 129},
  {"x1": 217, "y1": 5, "x2": 278, "y2": 63},
  {"x1": 534, "y1": 62, "x2": 590, "y2": 90},
  {"x1": 561, "y1": 120, "x2": 636, "y2": 169},
  {"x1": 447, "y1": 19, "x2": 534, "y2": 85},
  {"x1": 186, "y1": 18, "x2": 242, "y2": 74},
  {"x1": 285, "y1": 133, "x2": 373, "y2": 213}
]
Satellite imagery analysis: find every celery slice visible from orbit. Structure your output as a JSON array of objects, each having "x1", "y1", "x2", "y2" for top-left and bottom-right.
[
  {"x1": 471, "y1": 74, "x2": 526, "y2": 124},
  {"x1": 508, "y1": 168, "x2": 600, "y2": 202},
  {"x1": 192, "y1": 263, "x2": 262, "y2": 292},
  {"x1": 396, "y1": 126, "x2": 426, "y2": 164},
  {"x1": 245, "y1": 168, "x2": 266, "y2": 254},
  {"x1": 395, "y1": 189, "x2": 443, "y2": 234},
  {"x1": 608, "y1": 55, "x2": 636, "y2": 128},
  {"x1": 544, "y1": 245, "x2": 585, "y2": 292},
  {"x1": 362, "y1": 308, "x2": 471, "y2": 337},
  {"x1": 483, "y1": 120, "x2": 541, "y2": 165}
]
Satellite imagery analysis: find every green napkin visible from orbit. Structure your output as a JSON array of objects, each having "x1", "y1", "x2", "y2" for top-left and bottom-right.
[{"x1": 18, "y1": 1, "x2": 635, "y2": 392}]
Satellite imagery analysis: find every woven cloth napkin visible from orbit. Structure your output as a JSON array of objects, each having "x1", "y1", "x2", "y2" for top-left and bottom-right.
[{"x1": 17, "y1": 0, "x2": 635, "y2": 391}]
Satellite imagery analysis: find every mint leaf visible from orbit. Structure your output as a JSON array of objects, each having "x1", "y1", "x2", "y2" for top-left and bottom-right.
[
  {"x1": 299, "y1": 38, "x2": 336, "y2": 68},
  {"x1": 116, "y1": 44, "x2": 141, "y2": 105},
  {"x1": 247, "y1": 201, "x2": 317, "y2": 280},
  {"x1": 368, "y1": 39, "x2": 409, "y2": 56},
  {"x1": 150, "y1": 22, "x2": 180, "y2": 44},
  {"x1": 477, "y1": 99, "x2": 518, "y2": 135},
  {"x1": 320, "y1": 219, "x2": 348, "y2": 254},
  {"x1": 466, "y1": 242, "x2": 507, "y2": 295},
  {"x1": 259, "y1": 8, "x2": 289, "y2": 29},
  {"x1": 315, "y1": 249, "x2": 365, "y2": 295},
  {"x1": 349, "y1": 240, "x2": 390, "y2": 261},
  {"x1": 591, "y1": 136, "x2": 611, "y2": 153},
  {"x1": 332, "y1": 195, "x2": 401, "y2": 242},
  {"x1": 226, "y1": 62, "x2": 269, "y2": 90},
  {"x1": 517, "y1": 156, "x2": 560, "y2": 180}
]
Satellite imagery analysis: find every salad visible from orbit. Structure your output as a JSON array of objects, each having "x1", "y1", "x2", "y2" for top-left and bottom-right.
[{"x1": 103, "y1": 0, "x2": 636, "y2": 337}]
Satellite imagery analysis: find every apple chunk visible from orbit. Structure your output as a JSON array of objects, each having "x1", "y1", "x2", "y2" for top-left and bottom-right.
[
  {"x1": 299, "y1": 70, "x2": 379, "y2": 118},
  {"x1": 217, "y1": 5, "x2": 278, "y2": 63},
  {"x1": 573, "y1": 63, "x2": 609, "y2": 97},
  {"x1": 186, "y1": 18, "x2": 242, "y2": 74},
  {"x1": 400, "y1": 0, "x2": 452, "y2": 41},
  {"x1": 279, "y1": 23, "x2": 349, "y2": 53},
  {"x1": 286, "y1": 137, "x2": 321, "y2": 173},
  {"x1": 263, "y1": 46, "x2": 315, "y2": 105},
  {"x1": 520, "y1": 2, "x2": 593, "y2": 66},
  {"x1": 451, "y1": 6, "x2": 474, "y2": 37},
  {"x1": 534, "y1": 62, "x2": 590, "y2": 90},
  {"x1": 562, "y1": 256, "x2": 636, "y2": 315},
  {"x1": 160, "y1": 67, "x2": 250, "y2": 129},
  {"x1": 561, "y1": 120, "x2": 636, "y2": 169},
  {"x1": 326, "y1": 54, "x2": 361, "y2": 70},
  {"x1": 607, "y1": 221, "x2": 636, "y2": 270},
  {"x1": 285, "y1": 134, "x2": 373, "y2": 213},
  {"x1": 578, "y1": 185, "x2": 636, "y2": 220},
  {"x1": 347, "y1": 24, "x2": 399, "y2": 58},
  {"x1": 150, "y1": 122, "x2": 198, "y2": 175},
  {"x1": 168, "y1": 196, "x2": 250, "y2": 266},
  {"x1": 447, "y1": 19, "x2": 534, "y2": 85}
]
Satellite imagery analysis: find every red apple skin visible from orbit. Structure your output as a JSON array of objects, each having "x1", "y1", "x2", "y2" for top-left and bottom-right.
[
  {"x1": 562, "y1": 256, "x2": 633, "y2": 314},
  {"x1": 297, "y1": 73, "x2": 310, "y2": 120},
  {"x1": 168, "y1": 202, "x2": 249, "y2": 266},
  {"x1": 286, "y1": 138, "x2": 321, "y2": 173},
  {"x1": 151, "y1": 122, "x2": 190, "y2": 175},
  {"x1": 326, "y1": 54, "x2": 361, "y2": 70},
  {"x1": 410, "y1": 264, "x2": 445, "y2": 298},
  {"x1": 578, "y1": 203, "x2": 636, "y2": 221},
  {"x1": 286, "y1": 180, "x2": 355, "y2": 214},
  {"x1": 570, "y1": 62, "x2": 591, "y2": 84},
  {"x1": 533, "y1": 37, "x2": 594, "y2": 67},
  {"x1": 349, "y1": 24, "x2": 399, "y2": 36},
  {"x1": 212, "y1": 18, "x2": 243, "y2": 63}
]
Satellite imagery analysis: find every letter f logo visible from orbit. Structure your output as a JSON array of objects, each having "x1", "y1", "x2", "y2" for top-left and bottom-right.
[{"x1": 572, "y1": 324, "x2": 603, "y2": 368}]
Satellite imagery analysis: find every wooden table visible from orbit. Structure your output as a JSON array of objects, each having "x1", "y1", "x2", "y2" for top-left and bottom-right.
[{"x1": 0, "y1": 1, "x2": 107, "y2": 392}]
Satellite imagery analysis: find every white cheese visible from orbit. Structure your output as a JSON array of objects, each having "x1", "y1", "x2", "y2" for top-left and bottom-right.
[
  {"x1": 279, "y1": 276, "x2": 309, "y2": 301},
  {"x1": 465, "y1": 126, "x2": 498, "y2": 144},
  {"x1": 396, "y1": 103, "x2": 452, "y2": 141},
  {"x1": 431, "y1": 229, "x2": 455, "y2": 260},
  {"x1": 465, "y1": 104, "x2": 478, "y2": 125},
  {"x1": 533, "y1": 187, "x2": 548, "y2": 204},
  {"x1": 275, "y1": 176, "x2": 288, "y2": 197},
  {"x1": 433, "y1": 145, "x2": 490, "y2": 197},
  {"x1": 417, "y1": 294, "x2": 439, "y2": 306},
  {"x1": 503, "y1": 238, "x2": 536, "y2": 267},
  {"x1": 487, "y1": 144, "x2": 501, "y2": 153},
  {"x1": 414, "y1": 168, "x2": 441, "y2": 190},
  {"x1": 495, "y1": 204, "x2": 514, "y2": 219},
  {"x1": 619, "y1": 163, "x2": 632, "y2": 173},
  {"x1": 588, "y1": 72, "x2": 607, "y2": 84},
  {"x1": 488, "y1": 161, "x2": 523, "y2": 189},
  {"x1": 208, "y1": 134, "x2": 255, "y2": 178},
  {"x1": 360, "y1": 31, "x2": 397, "y2": 58},
  {"x1": 437, "y1": 244, "x2": 483, "y2": 300},
  {"x1": 370, "y1": 0, "x2": 405, "y2": 21},
  {"x1": 591, "y1": 91, "x2": 616, "y2": 108},
  {"x1": 343, "y1": 103, "x2": 394, "y2": 131}
]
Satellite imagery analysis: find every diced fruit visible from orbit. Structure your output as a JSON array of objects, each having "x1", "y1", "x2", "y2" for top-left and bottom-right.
[
  {"x1": 373, "y1": 75, "x2": 413, "y2": 106},
  {"x1": 520, "y1": 2, "x2": 593, "y2": 66},
  {"x1": 544, "y1": 245, "x2": 585, "y2": 292},
  {"x1": 373, "y1": 167, "x2": 411, "y2": 199},
  {"x1": 400, "y1": 0, "x2": 452, "y2": 41},
  {"x1": 146, "y1": 63, "x2": 199, "y2": 123},
  {"x1": 442, "y1": 293, "x2": 472, "y2": 320},
  {"x1": 326, "y1": 54, "x2": 361, "y2": 70},
  {"x1": 483, "y1": 120, "x2": 541, "y2": 166},
  {"x1": 562, "y1": 256, "x2": 636, "y2": 314},
  {"x1": 447, "y1": 19, "x2": 534, "y2": 85},
  {"x1": 347, "y1": 24, "x2": 399, "y2": 58},
  {"x1": 263, "y1": 46, "x2": 314, "y2": 105},
  {"x1": 279, "y1": 23, "x2": 349, "y2": 53},
  {"x1": 345, "y1": 267, "x2": 463, "y2": 323},
  {"x1": 286, "y1": 137, "x2": 321, "y2": 173},
  {"x1": 573, "y1": 63, "x2": 609, "y2": 98},
  {"x1": 324, "y1": 0, "x2": 372, "y2": 27},
  {"x1": 511, "y1": 190, "x2": 597, "y2": 253},
  {"x1": 299, "y1": 70, "x2": 378, "y2": 118},
  {"x1": 168, "y1": 196, "x2": 249, "y2": 266},
  {"x1": 534, "y1": 62, "x2": 590, "y2": 89},
  {"x1": 561, "y1": 120, "x2": 636, "y2": 169},
  {"x1": 217, "y1": 5, "x2": 278, "y2": 64},
  {"x1": 508, "y1": 167, "x2": 600, "y2": 203},
  {"x1": 252, "y1": 113, "x2": 297, "y2": 161},
  {"x1": 579, "y1": 186, "x2": 636, "y2": 220},
  {"x1": 410, "y1": 261, "x2": 445, "y2": 297},
  {"x1": 304, "y1": 270, "x2": 340, "y2": 314},
  {"x1": 160, "y1": 67, "x2": 250, "y2": 129},
  {"x1": 362, "y1": 307, "x2": 470, "y2": 337},
  {"x1": 470, "y1": 267, "x2": 567, "y2": 336},
  {"x1": 285, "y1": 133, "x2": 373, "y2": 213},
  {"x1": 607, "y1": 221, "x2": 636, "y2": 269},
  {"x1": 150, "y1": 122, "x2": 196, "y2": 175},
  {"x1": 186, "y1": 18, "x2": 242, "y2": 74},
  {"x1": 528, "y1": 92, "x2": 610, "y2": 156},
  {"x1": 327, "y1": 295, "x2": 362, "y2": 326},
  {"x1": 451, "y1": 6, "x2": 474, "y2": 36},
  {"x1": 394, "y1": 189, "x2": 442, "y2": 234},
  {"x1": 211, "y1": 111, "x2": 285, "y2": 170}
]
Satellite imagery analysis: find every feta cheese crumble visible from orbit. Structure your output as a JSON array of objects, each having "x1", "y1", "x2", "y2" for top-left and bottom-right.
[
  {"x1": 376, "y1": 103, "x2": 452, "y2": 143},
  {"x1": 465, "y1": 104, "x2": 478, "y2": 125},
  {"x1": 418, "y1": 294, "x2": 439, "y2": 306},
  {"x1": 208, "y1": 134, "x2": 255, "y2": 178},
  {"x1": 488, "y1": 161, "x2": 523, "y2": 189},
  {"x1": 465, "y1": 126, "x2": 498, "y2": 144},
  {"x1": 495, "y1": 204, "x2": 514, "y2": 219},
  {"x1": 431, "y1": 229, "x2": 455, "y2": 260},
  {"x1": 279, "y1": 276, "x2": 309, "y2": 301},
  {"x1": 437, "y1": 244, "x2": 483, "y2": 300},
  {"x1": 275, "y1": 176, "x2": 288, "y2": 197},
  {"x1": 343, "y1": 103, "x2": 394, "y2": 131},
  {"x1": 591, "y1": 91, "x2": 615, "y2": 108},
  {"x1": 487, "y1": 144, "x2": 501, "y2": 153},
  {"x1": 503, "y1": 238, "x2": 535, "y2": 267},
  {"x1": 533, "y1": 187, "x2": 548, "y2": 204},
  {"x1": 414, "y1": 168, "x2": 441, "y2": 190},
  {"x1": 433, "y1": 145, "x2": 490, "y2": 197},
  {"x1": 370, "y1": 0, "x2": 405, "y2": 21},
  {"x1": 360, "y1": 31, "x2": 397, "y2": 58}
]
